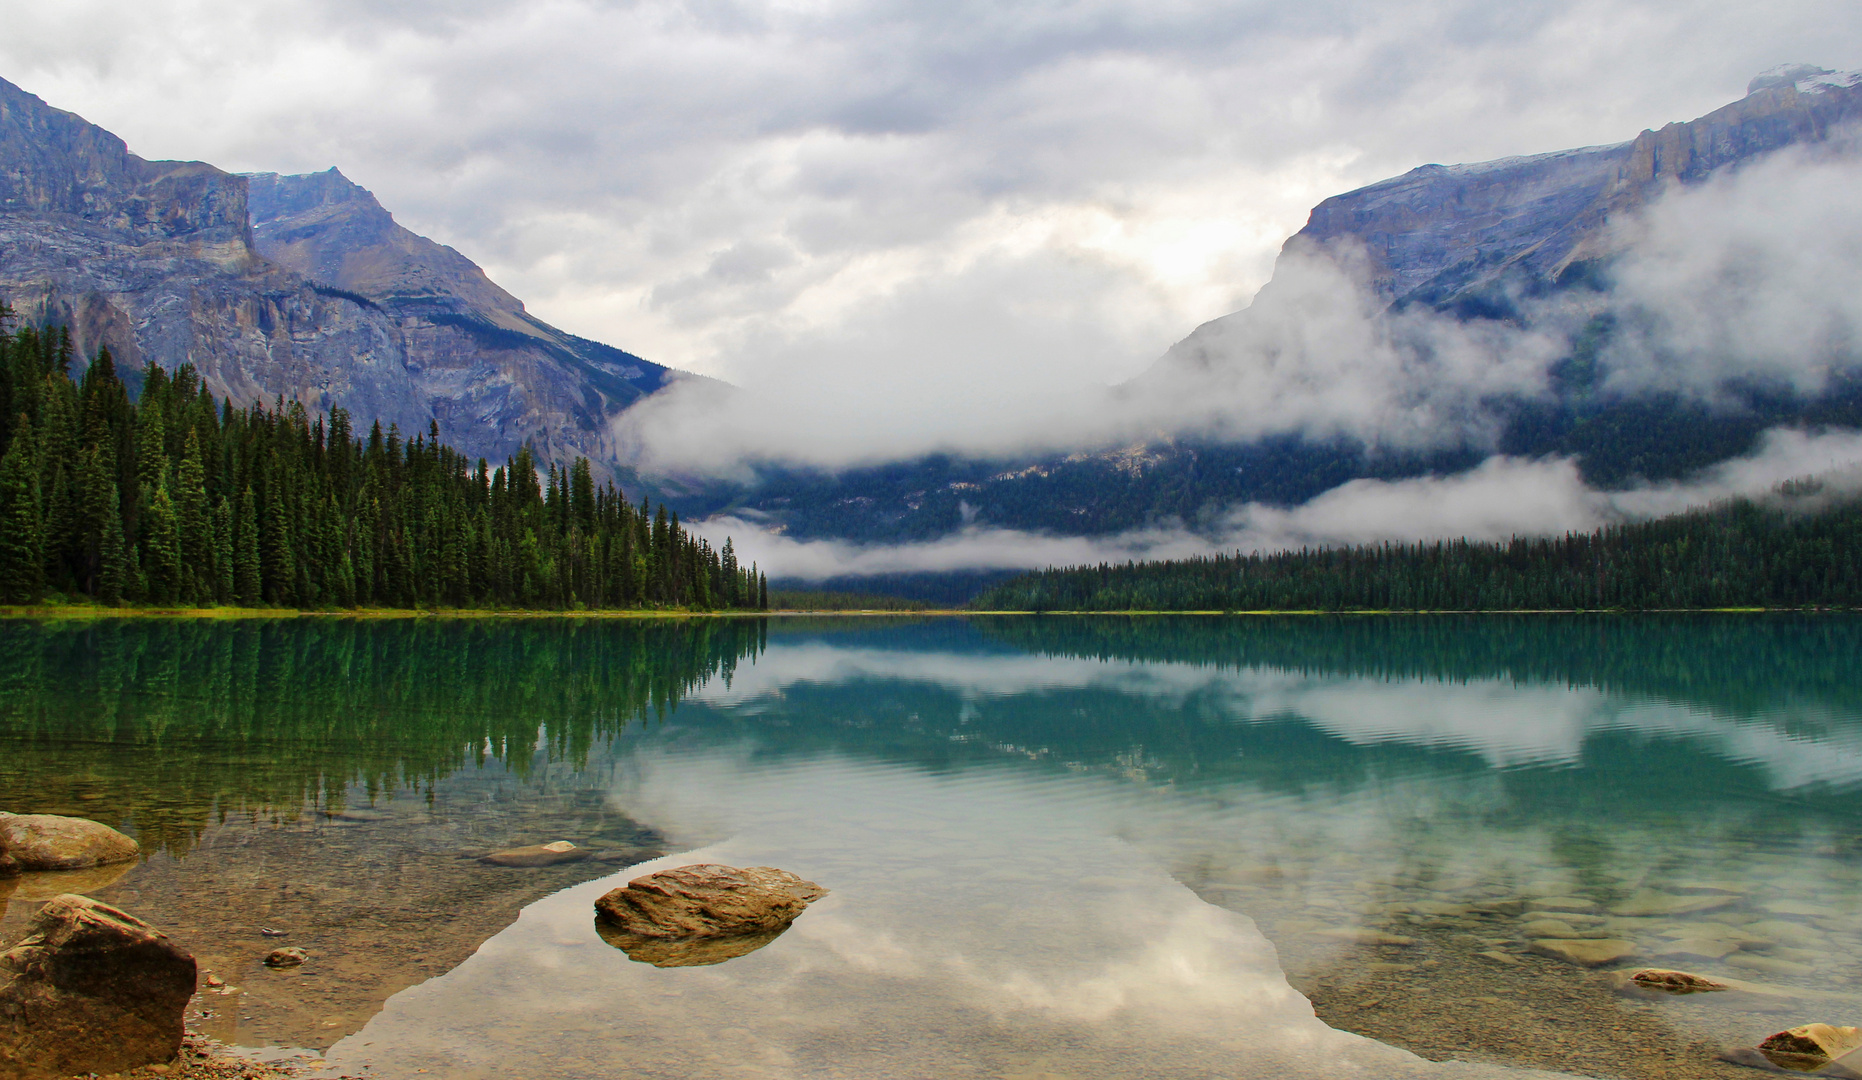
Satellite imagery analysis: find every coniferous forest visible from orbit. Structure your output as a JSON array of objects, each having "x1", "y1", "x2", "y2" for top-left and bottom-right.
[
  {"x1": 0, "y1": 322, "x2": 767, "y2": 611},
  {"x1": 974, "y1": 490, "x2": 1862, "y2": 612}
]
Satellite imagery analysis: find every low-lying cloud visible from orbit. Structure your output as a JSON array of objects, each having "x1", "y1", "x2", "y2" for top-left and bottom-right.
[
  {"x1": 693, "y1": 427, "x2": 1862, "y2": 578},
  {"x1": 630, "y1": 143, "x2": 1862, "y2": 476}
]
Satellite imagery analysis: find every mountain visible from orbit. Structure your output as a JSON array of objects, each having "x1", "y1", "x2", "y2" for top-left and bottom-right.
[
  {"x1": 0, "y1": 76, "x2": 676, "y2": 469},
  {"x1": 673, "y1": 66, "x2": 1862, "y2": 545}
]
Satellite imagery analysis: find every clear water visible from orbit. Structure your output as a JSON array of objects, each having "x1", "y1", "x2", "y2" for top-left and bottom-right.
[{"x1": 2, "y1": 615, "x2": 1859, "y2": 1080}]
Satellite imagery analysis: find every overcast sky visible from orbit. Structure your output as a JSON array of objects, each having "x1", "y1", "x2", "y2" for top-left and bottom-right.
[{"x1": 3, "y1": 0, "x2": 1855, "y2": 396}]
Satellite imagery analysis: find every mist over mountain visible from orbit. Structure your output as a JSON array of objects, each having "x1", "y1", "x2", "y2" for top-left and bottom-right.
[
  {"x1": 641, "y1": 65, "x2": 1862, "y2": 569},
  {"x1": 0, "y1": 76, "x2": 678, "y2": 471}
]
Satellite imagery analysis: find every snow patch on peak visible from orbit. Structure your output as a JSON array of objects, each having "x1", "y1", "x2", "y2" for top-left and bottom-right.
[{"x1": 1746, "y1": 64, "x2": 1861, "y2": 96}]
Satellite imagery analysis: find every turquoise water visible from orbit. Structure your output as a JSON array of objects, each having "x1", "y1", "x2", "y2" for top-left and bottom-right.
[{"x1": 1, "y1": 615, "x2": 1858, "y2": 1080}]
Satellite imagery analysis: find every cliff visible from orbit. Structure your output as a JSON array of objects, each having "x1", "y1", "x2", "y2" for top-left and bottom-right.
[
  {"x1": 0, "y1": 76, "x2": 674, "y2": 470},
  {"x1": 1285, "y1": 63, "x2": 1862, "y2": 310}
]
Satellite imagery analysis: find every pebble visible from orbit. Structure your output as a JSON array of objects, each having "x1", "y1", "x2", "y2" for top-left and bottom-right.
[
  {"x1": 1530, "y1": 896, "x2": 1599, "y2": 913},
  {"x1": 1528, "y1": 938, "x2": 1638, "y2": 967},
  {"x1": 1746, "y1": 921, "x2": 1828, "y2": 948},
  {"x1": 1609, "y1": 891, "x2": 1737, "y2": 917},
  {"x1": 1306, "y1": 927, "x2": 1417, "y2": 946},
  {"x1": 1726, "y1": 954, "x2": 1817, "y2": 976}
]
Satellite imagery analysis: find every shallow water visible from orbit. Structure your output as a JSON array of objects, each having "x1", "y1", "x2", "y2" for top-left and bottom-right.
[{"x1": 2, "y1": 615, "x2": 1859, "y2": 1080}]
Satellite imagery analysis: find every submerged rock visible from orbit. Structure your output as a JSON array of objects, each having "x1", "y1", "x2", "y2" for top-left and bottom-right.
[
  {"x1": 594, "y1": 864, "x2": 826, "y2": 942},
  {"x1": 1626, "y1": 968, "x2": 1728, "y2": 994},
  {"x1": 0, "y1": 894, "x2": 196, "y2": 1079},
  {"x1": 1528, "y1": 938, "x2": 1637, "y2": 967},
  {"x1": 1609, "y1": 891, "x2": 1737, "y2": 918},
  {"x1": 4, "y1": 861, "x2": 136, "y2": 901},
  {"x1": 594, "y1": 920, "x2": 792, "y2": 968},
  {"x1": 263, "y1": 947, "x2": 310, "y2": 968},
  {"x1": 479, "y1": 840, "x2": 589, "y2": 867},
  {"x1": 0, "y1": 812, "x2": 139, "y2": 876}
]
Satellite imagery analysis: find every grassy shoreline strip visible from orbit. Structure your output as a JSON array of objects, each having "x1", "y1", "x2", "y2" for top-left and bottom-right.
[{"x1": 0, "y1": 604, "x2": 1847, "y2": 620}]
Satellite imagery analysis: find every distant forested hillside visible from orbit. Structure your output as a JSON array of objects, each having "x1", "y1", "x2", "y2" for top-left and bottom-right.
[
  {"x1": 973, "y1": 489, "x2": 1862, "y2": 611},
  {"x1": 0, "y1": 322, "x2": 765, "y2": 610}
]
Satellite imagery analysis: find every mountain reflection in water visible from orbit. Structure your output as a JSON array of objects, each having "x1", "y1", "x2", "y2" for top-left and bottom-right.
[{"x1": 0, "y1": 614, "x2": 1857, "y2": 1080}]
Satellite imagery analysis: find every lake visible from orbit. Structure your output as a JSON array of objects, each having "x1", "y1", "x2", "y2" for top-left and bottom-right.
[{"x1": 1, "y1": 614, "x2": 1858, "y2": 1080}]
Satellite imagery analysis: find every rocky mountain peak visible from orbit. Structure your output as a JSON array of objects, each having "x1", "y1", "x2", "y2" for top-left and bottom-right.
[
  {"x1": 244, "y1": 167, "x2": 529, "y2": 324},
  {"x1": 0, "y1": 75, "x2": 681, "y2": 475},
  {"x1": 1271, "y1": 67, "x2": 1862, "y2": 313},
  {"x1": 1746, "y1": 63, "x2": 1855, "y2": 96},
  {"x1": 0, "y1": 76, "x2": 251, "y2": 255}
]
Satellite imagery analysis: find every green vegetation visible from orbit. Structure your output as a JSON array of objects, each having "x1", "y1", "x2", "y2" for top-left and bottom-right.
[
  {"x1": 769, "y1": 589, "x2": 934, "y2": 611},
  {"x1": 0, "y1": 321, "x2": 766, "y2": 611},
  {"x1": 974, "y1": 490, "x2": 1862, "y2": 611},
  {"x1": 0, "y1": 617, "x2": 768, "y2": 855}
]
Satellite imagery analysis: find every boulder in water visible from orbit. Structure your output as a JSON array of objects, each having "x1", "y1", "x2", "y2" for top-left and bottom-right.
[
  {"x1": 0, "y1": 894, "x2": 196, "y2": 1079},
  {"x1": 594, "y1": 864, "x2": 825, "y2": 941},
  {"x1": 0, "y1": 813, "x2": 139, "y2": 876}
]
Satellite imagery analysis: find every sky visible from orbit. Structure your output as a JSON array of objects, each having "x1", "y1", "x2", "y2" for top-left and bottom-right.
[
  {"x1": 3, "y1": 0, "x2": 1860, "y2": 573},
  {"x1": 1, "y1": 0, "x2": 1854, "y2": 393}
]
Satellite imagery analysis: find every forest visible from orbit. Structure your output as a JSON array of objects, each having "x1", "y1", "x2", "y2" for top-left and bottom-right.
[
  {"x1": 0, "y1": 322, "x2": 766, "y2": 611},
  {"x1": 974, "y1": 486, "x2": 1862, "y2": 612}
]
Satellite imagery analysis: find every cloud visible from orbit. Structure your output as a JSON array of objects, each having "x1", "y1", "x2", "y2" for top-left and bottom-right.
[
  {"x1": 3, "y1": 0, "x2": 1860, "y2": 491},
  {"x1": 694, "y1": 426, "x2": 1862, "y2": 577},
  {"x1": 624, "y1": 134, "x2": 1862, "y2": 476},
  {"x1": 1601, "y1": 145, "x2": 1862, "y2": 398},
  {"x1": 3, "y1": 0, "x2": 1854, "y2": 390}
]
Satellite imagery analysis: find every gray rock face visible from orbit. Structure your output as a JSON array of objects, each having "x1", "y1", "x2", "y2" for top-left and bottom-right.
[
  {"x1": 1163, "y1": 68, "x2": 1862, "y2": 364},
  {"x1": 244, "y1": 168, "x2": 680, "y2": 467},
  {"x1": 0, "y1": 894, "x2": 197, "y2": 1079},
  {"x1": 0, "y1": 813, "x2": 139, "y2": 876},
  {"x1": 1293, "y1": 67, "x2": 1862, "y2": 309},
  {"x1": 0, "y1": 76, "x2": 682, "y2": 473}
]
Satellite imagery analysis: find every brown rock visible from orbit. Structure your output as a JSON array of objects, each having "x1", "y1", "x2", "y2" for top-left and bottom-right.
[
  {"x1": 262, "y1": 947, "x2": 309, "y2": 968},
  {"x1": 594, "y1": 864, "x2": 826, "y2": 941},
  {"x1": 478, "y1": 840, "x2": 589, "y2": 868},
  {"x1": 0, "y1": 894, "x2": 195, "y2": 1079},
  {"x1": 1759, "y1": 1024, "x2": 1862, "y2": 1062},
  {"x1": 0, "y1": 813, "x2": 139, "y2": 876},
  {"x1": 594, "y1": 920, "x2": 792, "y2": 967},
  {"x1": 1627, "y1": 968, "x2": 1728, "y2": 994},
  {"x1": 1528, "y1": 938, "x2": 1637, "y2": 967}
]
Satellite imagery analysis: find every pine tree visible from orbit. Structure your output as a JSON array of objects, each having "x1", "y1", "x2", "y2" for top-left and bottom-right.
[
  {"x1": 176, "y1": 428, "x2": 212, "y2": 602},
  {"x1": 139, "y1": 480, "x2": 184, "y2": 605},
  {"x1": 212, "y1": 497, "x2": 235, "y2": 602},
  {"x1": 96, "y1": 484, "x2": 126, "y2": 605},
  {"x1": 0, "y1": 419, "x2": 45, "y2": 603},
  {"x1": 234, "y1": 487, "x2": 262, "y2": 605}
]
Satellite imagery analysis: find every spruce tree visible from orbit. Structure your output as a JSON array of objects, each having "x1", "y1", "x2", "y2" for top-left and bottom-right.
[
  {"x1": 212, "y1": 497, "x2": 235, "y2": 602},
  {"x1": 97, "y1": 484, "x2": 126, "y2": 605},
  {"x1": 0, "y1": 419, "x2": 46, "y2": 603},
  {"x1": 234, "y1": 487, "x2": 262, "y2": 605},
  {"x1": 176, "y1": 428, "x2": 212, "y2": 602},
  {"x1": 140, "y1": 480, "x2": 184, "y2": 605}
]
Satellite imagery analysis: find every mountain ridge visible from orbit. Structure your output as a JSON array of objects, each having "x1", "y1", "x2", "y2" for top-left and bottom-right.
[
  {"x1": 671, "y1": 66, "x2": 1862, "y2": 547},
  {"x1": 0, "y1": 75, "x2": 678, "y2": 472}
]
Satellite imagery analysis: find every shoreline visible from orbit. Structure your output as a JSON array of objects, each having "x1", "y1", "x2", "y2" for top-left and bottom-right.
[{"x1": 0, "y1": 604, "x2": 1851, "y2": 620}]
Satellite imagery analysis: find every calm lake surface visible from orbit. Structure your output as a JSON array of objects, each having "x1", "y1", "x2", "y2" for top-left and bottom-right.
[{"x1": 2, "y1": 614, "x2": 1860, "y2": 1080}]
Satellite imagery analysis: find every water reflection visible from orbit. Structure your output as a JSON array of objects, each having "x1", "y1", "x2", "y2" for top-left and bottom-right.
[{"x1": 1, "y1": 614, "x2": 1858, "y2": 1080}]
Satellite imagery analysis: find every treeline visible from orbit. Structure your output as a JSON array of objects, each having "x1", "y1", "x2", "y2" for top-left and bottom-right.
[
  {"x1": 0, "y1": 618, "x2": 769, "y2": 854},
  {"x1": 973, "y1": 493, "x2": 1862, "y2": 611},
  {"x1": 0, "y1": 322, "x2": 768, "y2": 610}
]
